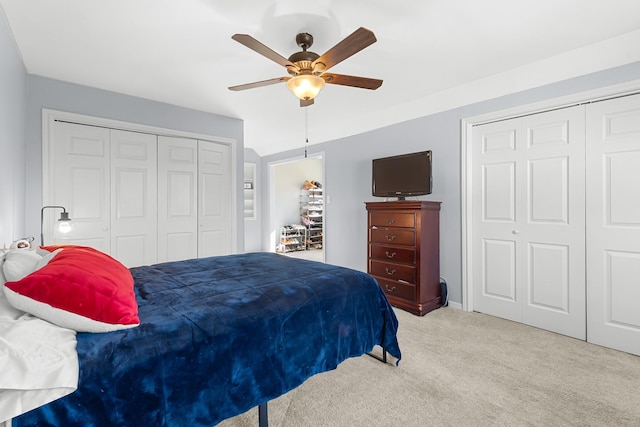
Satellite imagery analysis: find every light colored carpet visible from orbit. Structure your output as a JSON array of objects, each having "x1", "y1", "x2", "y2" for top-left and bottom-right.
[
  {"x1": 280, "y1": 249, "x2": 324, "y2": 263},
  {"x1": 219, "y1": 307, "x2": 640, "y2": 427}
]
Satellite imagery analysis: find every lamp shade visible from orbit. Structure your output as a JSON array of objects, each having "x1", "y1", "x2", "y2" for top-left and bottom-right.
[
  {"x1": 58, "y1": 211, "x2": 73, "y2": 234},
  {"x1": 287, "y1": 74, "x2": 325, "y2": 100}
]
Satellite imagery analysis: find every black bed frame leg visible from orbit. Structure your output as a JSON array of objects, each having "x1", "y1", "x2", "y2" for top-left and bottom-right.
[
  {"x1": 367, "y1": 346, "x2": 388, "y2": 364},
  {"x1": 258, "y1": 402, "x2": 268, "y2": 427}
]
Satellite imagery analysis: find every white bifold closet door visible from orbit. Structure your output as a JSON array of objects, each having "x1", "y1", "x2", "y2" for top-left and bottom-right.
[
  {"x1": 586, "y1": 94, "x2": 640, "y2": 356},
  {"x1": 472, "y1": 106, "x2": 586, "y2": 340},
  {"x1": 47, "y1": 120, "x2": 233, "y2": 267},
  {"x1": 50, "y1": 122, "x2": 111, "y2": 252},
  {"x1": 472, "y1": 93, "x2": 640, "y2": 355},
  {"x1": 198, "y1": 140, "x2": 232, "y2": 258},
  {"x1": 157, "y1": 136, "x2": 198, "y2": 263},
  {"x1": 50, "y1": 123, "x2": 158, "y2": 267},
  {"x1": 110, "y1": 129, "x2": 158, "y2": 267},
  {"x1": 156, "y1": 137, "x2": 232, "y2": 261}
]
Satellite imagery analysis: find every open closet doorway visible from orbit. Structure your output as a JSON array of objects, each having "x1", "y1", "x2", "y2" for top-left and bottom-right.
[{"x1": 268, "y1": 154, "x2": 324, "y2": 263}]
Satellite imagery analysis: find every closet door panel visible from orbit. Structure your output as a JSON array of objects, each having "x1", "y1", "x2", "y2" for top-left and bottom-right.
[
  {"x1": 49, "y1": 121, "x2": 110, "y2": 251},
  {"x1": 606, "y1": 251, "x2": 640, "y2": 325},
  {"x1": 482, "y1": 239, "x2": 517, "y2": 301},
  {"x1": 521, "y1": 107, "x2": 585, "y2": 339},
  {"x1": 587, "y1": 94, "x2": 640, "y2": 356},
  {"x1": 529, "y1": 156, "x2": 569, "y2": 223},
  {"x1": 608, "y1": 151, "x2": 640, "y2": 223},
  {"x1": 473, "y1": 120, "x2": 522, "y2": 322},
  {"x1": 110, "y1": 129, "x2": 158, "y2": 267},
  {"x1": 158, "y1": 136, "x2": 198, "y2": 262},
  {"x1": 198, "y1": 141, "x2": 232, "y2": 257},
  {"x1": 527, "y1": 242, "x2": 570, "y2": 311}
]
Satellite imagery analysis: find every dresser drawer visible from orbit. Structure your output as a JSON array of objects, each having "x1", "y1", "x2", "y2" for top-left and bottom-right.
[
  {"x1": 370, "y1": 228, "x2": 415, "y2": 246},
  {"x1": 375, "y1": 277, "x2": 416, "y2": 301},
  {"x1": 370, "y1": 212, "x2": 415, "y2": 228},
  {"x1": 370, "y1": 260, "x2": 416, "y2": 283},
  {"x1": 369, "y1": 245, "x2": 416, "y2": 264}
]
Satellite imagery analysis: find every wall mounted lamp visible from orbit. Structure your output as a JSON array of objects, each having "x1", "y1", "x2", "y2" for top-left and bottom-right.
[{"x1": 40, "y1": 205, "x2": 73, "y2": 246}]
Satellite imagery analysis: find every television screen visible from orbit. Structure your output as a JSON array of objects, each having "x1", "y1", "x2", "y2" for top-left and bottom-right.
[{"x1": 372, "y1": 150, "x2": 432, "y2": 199}]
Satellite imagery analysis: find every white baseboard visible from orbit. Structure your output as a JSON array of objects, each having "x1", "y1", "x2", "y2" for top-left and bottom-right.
[{"x1": 446, "y1": 300, "x2": 462, "y2": 310}]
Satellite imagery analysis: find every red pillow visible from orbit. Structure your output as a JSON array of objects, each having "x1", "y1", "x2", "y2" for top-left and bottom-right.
[{"x1": 4, "y1": 246, "x2": 139, "y2": 333}]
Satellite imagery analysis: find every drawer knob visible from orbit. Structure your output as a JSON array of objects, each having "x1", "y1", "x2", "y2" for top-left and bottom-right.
[
  {"x1": 385, "y1": 218, "x2": 396, "y2": 225},
  {"x1": 385, "y1": 235, "x2": 397, "y2": 241},
  {"x1": 385, "y1": 284, "x2": 397, "y2": 293},
  {"x1": 385, "y1": 251, "x2": 397, "y2": 259},
  {"x1": 385, "y1": 267, "x2": 396, "y2": 276}
]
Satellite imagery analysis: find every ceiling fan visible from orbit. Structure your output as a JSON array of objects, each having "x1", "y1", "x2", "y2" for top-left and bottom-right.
[{"x1": 228, "y1": 27, "x2": 382, "y2": 107}]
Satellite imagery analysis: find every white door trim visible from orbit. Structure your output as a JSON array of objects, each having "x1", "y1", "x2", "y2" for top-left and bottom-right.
[
  {"x1": 266, "y1": 152, "x2": 325, "y2": 260},
  {"x1": 461, "y1": 79, "x2": 640, "y2": 312},
  {"x1": 42, "y1": 108, "x2": 239, "y2": 253}
]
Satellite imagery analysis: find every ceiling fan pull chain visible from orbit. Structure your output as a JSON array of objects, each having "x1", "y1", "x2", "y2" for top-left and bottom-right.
[{"x1": 304, "y1": 107, "x2": 309, "y2": 158}]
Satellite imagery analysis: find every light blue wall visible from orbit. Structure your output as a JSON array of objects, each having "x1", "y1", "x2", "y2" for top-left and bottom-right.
[
  {"x1": 24, "y1": 76, "x2": 245, "y2": 250},
  {"x1": 0, "y1": 9, "x2": 26, "y2": 247},
  {"x1": 261, "y1": 61, "x2": 640, "y2": 305}
]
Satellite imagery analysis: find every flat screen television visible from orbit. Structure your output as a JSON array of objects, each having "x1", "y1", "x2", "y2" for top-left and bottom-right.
[{"x1": 372, "y1": 150, "x2": 432, "y2": 200}]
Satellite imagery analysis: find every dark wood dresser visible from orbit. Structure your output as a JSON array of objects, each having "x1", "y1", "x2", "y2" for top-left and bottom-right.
[{"x1": 366, "y1": 201, "x2": 441, "y2": 316}]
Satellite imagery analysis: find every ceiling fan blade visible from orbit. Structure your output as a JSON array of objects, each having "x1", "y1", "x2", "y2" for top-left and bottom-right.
[
  {"x1": 232, "y1": 34, "x2": 297, "y2": 69},
  {"x1": 322, "y1": 73, "x2": 383, "y2": 90},
  {"x1": 313, "y1": 27, "x2": 377, "y2": 72},
  {"x1": 228, "y1": 77, "x2": 289, "y2": 91},
  {"x1": 300, "y1": 98, "x2": 314, "y2": 108}
]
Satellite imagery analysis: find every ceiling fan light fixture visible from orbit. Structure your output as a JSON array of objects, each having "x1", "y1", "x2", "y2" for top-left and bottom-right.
[{"x1": 287, "y1": 74, "x2": 325, "y2": 100}]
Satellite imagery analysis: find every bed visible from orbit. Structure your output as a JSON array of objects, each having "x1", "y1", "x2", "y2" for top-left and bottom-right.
[{"x1": 2, "y1": 248, "x2": 401, "y2": 426}]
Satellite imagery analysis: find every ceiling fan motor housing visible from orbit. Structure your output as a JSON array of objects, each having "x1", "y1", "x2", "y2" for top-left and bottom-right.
[
  {"x1": 287, "y1": 32, "x2": 325, "y2": 76},
  {"x1": 296, "y1": 32, "x2": 314, "y2": 50},
  {"x1": 288, "y1": 51, "x2": 319, "y2": 63}
]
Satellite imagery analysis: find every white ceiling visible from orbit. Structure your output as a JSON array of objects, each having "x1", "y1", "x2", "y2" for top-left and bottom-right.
[{"x1": 2, "y1": 0, "x2": 640, "y2": 156}]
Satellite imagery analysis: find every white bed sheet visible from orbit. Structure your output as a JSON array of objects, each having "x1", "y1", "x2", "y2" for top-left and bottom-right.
[{"x1": 0, "y1": 291, "x2": 78, "y2": 423}]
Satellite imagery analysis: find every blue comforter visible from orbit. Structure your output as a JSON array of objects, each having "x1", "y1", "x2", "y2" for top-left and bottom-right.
[{"x1": 14, "y1": 252, "x2": 401, "y2": 426}]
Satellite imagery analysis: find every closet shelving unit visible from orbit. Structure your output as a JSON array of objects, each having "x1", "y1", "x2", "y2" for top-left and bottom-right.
[
  {"x1": 300, "y1": 188, "x2": 323, "y2": 250},
  {"x1": 277, "y1": 224, "x2": 306, "y2": 253}
]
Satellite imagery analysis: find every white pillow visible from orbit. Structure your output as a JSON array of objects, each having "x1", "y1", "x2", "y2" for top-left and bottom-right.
[
  {"x1": 36, "y1": 247, "x2": 53, "y2": 257},
  {"x1": 0, "y1": 250, "x2": 7, "y2": 286},
  {"x1": 0, "y1": 250, "x2": 25, "y2": 318},
  {"x1": 2, "y1": 250, "x2": 43, "y2": 282},
  {"x1": 35, "y1": 248, "x2": 64, "y2": 270}
]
